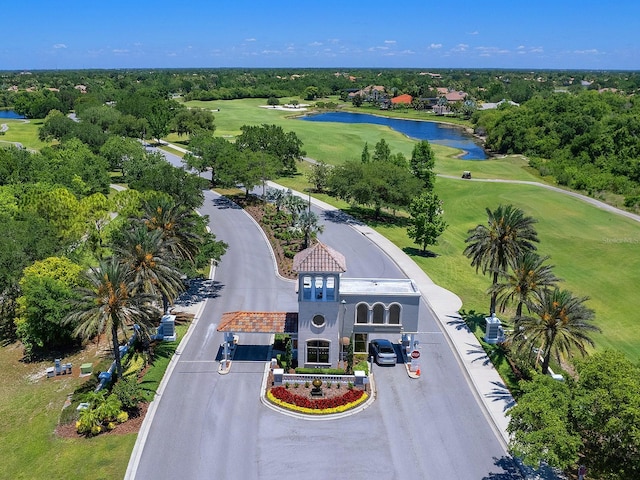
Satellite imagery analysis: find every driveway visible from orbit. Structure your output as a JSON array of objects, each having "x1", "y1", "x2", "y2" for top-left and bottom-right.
[{"x1": 128, "y1": 159, "x2": 517, "y2": 478}]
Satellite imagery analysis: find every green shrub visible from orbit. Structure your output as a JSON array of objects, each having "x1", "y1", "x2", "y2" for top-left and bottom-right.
[
  {"x1": 112, "y1": 376, "x2": 145, "y2": 411},
  {"x1": 353, "y1": 360, "x2": 369, "y2": 375},
  {"x1": 76, "y1": 408, "x2": 100, "y2": 435},
  {"x1": 116, "y1": 411, "x2": 129, "y2": 423},
  {"x1": 95, "y1": 394, "x2": 122, "y2": 423},
  {"x1": 295, "y1": 367, "x2": 345, "y2": 375}
]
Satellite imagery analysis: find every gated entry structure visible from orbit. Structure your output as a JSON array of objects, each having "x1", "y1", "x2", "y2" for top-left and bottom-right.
[{"x1": 218, "y1": 242, "x2": 421, "y2": 369}]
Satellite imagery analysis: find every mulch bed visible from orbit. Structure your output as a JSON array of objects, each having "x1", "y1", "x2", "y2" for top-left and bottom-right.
[
  {"x1": 265, "y1": 370, "x2": 368, "y2": 400},
  {"x1": 55, "y1": 402, "x2": 149, "y2": 438}
]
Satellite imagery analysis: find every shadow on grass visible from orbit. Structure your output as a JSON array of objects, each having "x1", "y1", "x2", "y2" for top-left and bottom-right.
[
  {"x1": 342, "y1": 206, "x2": 411, "y2": 229},
  {"x1": 458, "y1": 308, "x2": 488, "y2": 333},
  {"x1": 402, "y1": 246, "x2": 438, "y2": 258}
]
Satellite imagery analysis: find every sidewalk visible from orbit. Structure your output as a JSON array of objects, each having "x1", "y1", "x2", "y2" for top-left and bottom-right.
[
  {"x1": 271, "y1": 181, "x2": 514, "y2": 449},
  {"x1": 155, "y1": 144, "x2": 514, "y2": 447}
]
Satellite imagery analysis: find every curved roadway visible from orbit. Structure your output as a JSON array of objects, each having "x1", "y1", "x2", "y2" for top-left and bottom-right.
[{"x1": 128, "y1": 150, "x2": 518, "y2": 479}]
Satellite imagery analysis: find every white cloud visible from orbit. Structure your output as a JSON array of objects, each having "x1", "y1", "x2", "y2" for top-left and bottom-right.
[
  {"x1": 467, "y1": 31, "x2": 479, "y2": 35},
  {"x1": 245, "y1": 38, "x2": 256, "y2": 42},
  {"x1": 53, "y1": 43, "x2": 67, "y2": 49},
  {"x1": 368, "y1": 45, "x2": 390, "y2": 51},
  {"x1": 574, "y1": 49, "x2": 600, "y2": 55},
  {"x1": 112, "y1": 49, "x2": 129, "y2": 54},
  {"x1": 429, "y1": 43, "x2": 442, "y2": 49},
  {"x1": 452, "y1": 43, "x2": 469, "y2": 52},
  {"x1": 384, "y1": 40, "x2": 396, "y2": 44},
  {"x1": 309, "y1": 41, "x2": 322, "y2": 47}
]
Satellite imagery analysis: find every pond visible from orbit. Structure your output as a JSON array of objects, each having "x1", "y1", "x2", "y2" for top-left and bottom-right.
[
  {"x1": 300, "y1": 111, "x2": 487, "y2": 160},
  {"x1": 0, "y1": 110, "x2": 25, "y2": 119}
]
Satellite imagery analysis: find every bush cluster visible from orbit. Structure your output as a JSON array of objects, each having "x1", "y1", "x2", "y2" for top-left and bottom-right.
[{"x1": 75, "y1": 392, "x2": 128, "y2": 436}]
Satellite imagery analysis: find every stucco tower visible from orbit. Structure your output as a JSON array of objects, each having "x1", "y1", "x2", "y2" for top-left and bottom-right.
[{"x1": 293, "y1": 242, "x2": 347, "y2": 368}]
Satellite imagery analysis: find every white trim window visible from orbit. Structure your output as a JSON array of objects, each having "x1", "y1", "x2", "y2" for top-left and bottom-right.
[
  {"x1": 354, "y1": 302, "x2": 403, "y2": 326},
  {"x1": 306, "y1": 339, "x2": 330, "y2": 364}
]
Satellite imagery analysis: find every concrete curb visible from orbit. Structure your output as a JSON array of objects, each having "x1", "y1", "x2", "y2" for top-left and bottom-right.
[
  {"x1": 124, "y1": 263, "x2": 216, "y2": 480},
  {"x1": 267, "y1": 181, "x2": 513, "y2": 450},
  {"x1": 259, "y1": 361, "x2": 376, "y2": 421}
]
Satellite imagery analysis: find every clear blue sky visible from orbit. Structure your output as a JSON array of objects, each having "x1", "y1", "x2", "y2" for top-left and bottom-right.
[{"x1": 2, "y1": 0, "x2": 639, "y2": 70}]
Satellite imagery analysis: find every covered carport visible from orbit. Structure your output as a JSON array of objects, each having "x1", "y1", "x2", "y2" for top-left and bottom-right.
[{"x1": 216, "y1": 311, "x2": 298, "y2": 373}]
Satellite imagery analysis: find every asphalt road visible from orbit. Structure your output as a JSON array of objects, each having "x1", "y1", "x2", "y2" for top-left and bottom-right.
[{"x1": 131, "y1": 150, "x2": 518, "y2": 479}]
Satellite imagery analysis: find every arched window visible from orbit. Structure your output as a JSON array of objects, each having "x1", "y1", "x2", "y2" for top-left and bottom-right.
[
  {"x1": 326, "y1": 276, "x2": 335, "y2": 300},
  {"x1": 389, "y1": 304, "x2": 401, "y2": 325},
  {"x1": 306, "y1": 340, "x2": 330, "y2": 364},
  {"x1": 356, "y1": 303, "x2": 369, "y2": 324},
  {"x1": 314, "y1": 276, "x2": 324, "y2": 299},
  {"x1": 372, "y1": 303, "x2": 385, "y2": 324},
  {"x1": 302, "y1": 275, "x2": 312, "y2": 300}
]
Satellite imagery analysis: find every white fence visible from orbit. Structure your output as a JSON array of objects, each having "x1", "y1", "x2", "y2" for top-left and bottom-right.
[{"x1": 281, "y1": 373, "x2": 357, "y2": 386}]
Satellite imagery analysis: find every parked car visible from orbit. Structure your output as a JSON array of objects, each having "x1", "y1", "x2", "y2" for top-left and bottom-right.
[{"x1": 369, "y1": 339, "x2": 397, "y2": 365}]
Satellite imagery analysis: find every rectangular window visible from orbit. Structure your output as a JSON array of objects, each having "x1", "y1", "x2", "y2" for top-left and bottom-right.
[
  {"x1": 307, "y1": 340, "x2": 330, "y2": 364},
  {"x1": 354, "y1": 333, "x2": 368, "y2": 354}
]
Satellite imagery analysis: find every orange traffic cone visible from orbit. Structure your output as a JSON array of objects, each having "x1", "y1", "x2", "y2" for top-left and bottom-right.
[{"x1": 416, "y1": 368, "x2": 421, "y2": 376}]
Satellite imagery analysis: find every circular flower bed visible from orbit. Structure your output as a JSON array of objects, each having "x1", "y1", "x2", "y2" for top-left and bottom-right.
[{"x1": 267, "y1": 386, "x2": 368, "y2": 415}]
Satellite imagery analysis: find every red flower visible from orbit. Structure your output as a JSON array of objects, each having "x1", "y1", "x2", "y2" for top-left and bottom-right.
[{"x1": 270, "y1": 386, "x2": 364, "y2": 409}]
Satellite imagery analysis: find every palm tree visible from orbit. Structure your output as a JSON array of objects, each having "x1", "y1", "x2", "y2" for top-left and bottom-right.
[
  {"x1": 464, "y1": 204, "x2": 539, "y2": 315},
  {"x1": 139, "y1": 196, "x2": 202, "y2": 264},
  {"x1": 115, "y1": 225, "x2": 185, "y2": 314},
  {"x1": 297, "y1": 210, "x2": 324, "y2": 249},
  {"x1": 65, "y1": 258, "x2": 158, "y2": 379},
  {"x1": 490, "y1": 252, "x2": 561, "y2": 321},
  {"x1": 513, "y1": 287, "x2": 600, "y2": 374}
]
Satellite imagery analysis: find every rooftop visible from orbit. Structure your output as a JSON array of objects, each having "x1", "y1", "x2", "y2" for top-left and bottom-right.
[
  {"x1": 217, "y1": 311, "x2": 298, "y2": 333},
  {"x1": 293, "y1": 242, "x2": 347, "y2": 273},
  {"x1": 340, "y1": 278, "x2": 419, "y2": 295}
]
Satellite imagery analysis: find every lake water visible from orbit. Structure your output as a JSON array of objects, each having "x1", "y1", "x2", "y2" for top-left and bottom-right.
[
  {"x1": 300, "y1": 111, "x2": 487, "y2": 160},
  {"x1": 0, "y1": 110, "x2": 25, "y2": 119}
]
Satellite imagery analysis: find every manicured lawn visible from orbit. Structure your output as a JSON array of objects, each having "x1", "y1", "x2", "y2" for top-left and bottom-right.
[
  {"x1": 183, "y1": 98, "x2": 419, "y2": 164},
  {"x1": 4, "y1": 96, "x2": 640, "y2": 479},
  {"x1": 0, "y1": 324, "x2": 187, "y2": 480},
  {"x1": 276, "y1": 161, "x2": 640, "y2": 361},
  {"x1": 0, "y1": 118, "x2": 51, "y2": 150}
]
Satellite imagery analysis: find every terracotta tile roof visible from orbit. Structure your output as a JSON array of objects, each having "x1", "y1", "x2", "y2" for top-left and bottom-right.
[
  {"x1": 292, "y1": 242, "x2": 347, "y2": 273},
  {"x1": 217, "y1": 311, "x2": 298, "y2": 333},
  {"x1": 445, "y1": 91, "x2": 467, "y2": 102},
  {"x1": 391, "y1": 94, "x2": 413, "y2": 104}
]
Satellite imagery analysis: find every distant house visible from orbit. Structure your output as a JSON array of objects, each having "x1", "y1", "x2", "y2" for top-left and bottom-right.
[
  {"x1": 391, "y1": 94, "x2": 413, "y2": 105},
  {"x1": 349, "y1": 85, "x2": 386, "y2": 102},
  {"x1": 444, "y1": 91, "x2": 467, "y2": 102},
  {"x1": 416, "y1": 97, "x2": 439, "y2": 110},
  {"x1": 74, "y1": 84, "x2": 87, "y2": 94},
  {"x1": 478, "y1": 99, "x2": 519, "y2": 110}
]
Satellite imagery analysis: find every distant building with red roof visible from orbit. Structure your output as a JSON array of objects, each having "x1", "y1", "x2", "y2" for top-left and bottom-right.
[{"x1": 391, "y1": 94, "x2": 413, "y2": 105}]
